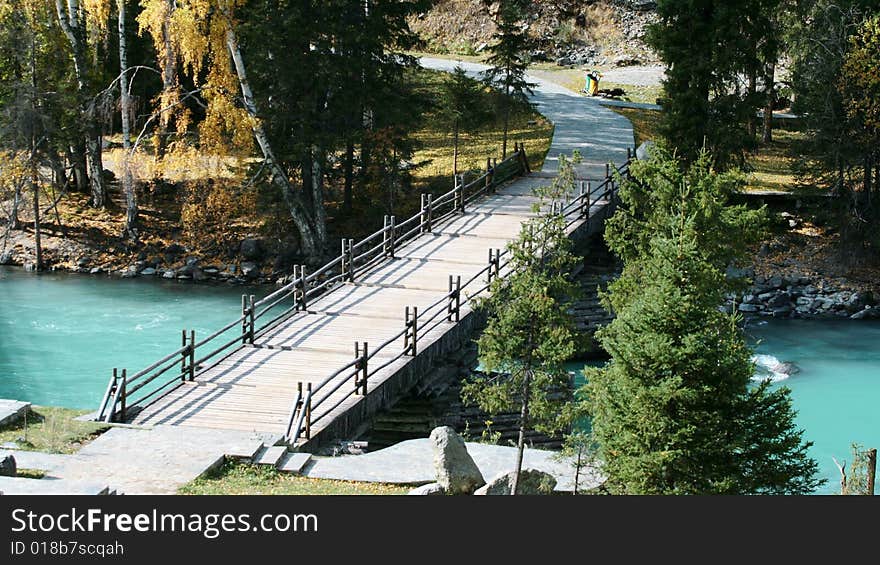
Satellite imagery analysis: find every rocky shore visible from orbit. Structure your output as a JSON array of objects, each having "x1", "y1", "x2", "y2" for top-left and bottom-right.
[{"x1": 726, "y1": 269, "x2": 879, "y2": 320}]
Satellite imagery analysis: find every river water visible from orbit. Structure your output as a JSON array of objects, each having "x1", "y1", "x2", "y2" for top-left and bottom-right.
[{"x1": 2, "y1": 266, "x2": 878, "y2": 493}]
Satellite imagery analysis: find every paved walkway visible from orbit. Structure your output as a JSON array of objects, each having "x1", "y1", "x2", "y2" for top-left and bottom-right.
[
  {"x1": 305, "y1": 439, "x2": 603, "y2": 492},
  {"x1": 1, "y1": 426, "x2": 279, "y2": 494}
]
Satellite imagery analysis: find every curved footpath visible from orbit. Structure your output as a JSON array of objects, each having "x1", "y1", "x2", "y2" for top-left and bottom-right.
[
  {"x1": 419, "y1": 57, "x2": 635, "y2": 178},
  {"x1": 0, "y1": 62, "x2": 634, "y2": 494}
]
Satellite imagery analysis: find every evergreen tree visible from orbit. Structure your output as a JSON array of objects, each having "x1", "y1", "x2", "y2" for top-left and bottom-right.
[
  {"x1": 586, "y1": 146, "x2": 823, "y2": 494},
  {"x1": 481, "y1": 0, "x2": 533, "y2": 159},
  {"x1": 787, "y1": 0, "x2": 880, "y2": 256},
  {"x1": 462, "y1": 154, "x2": 581, "y2": 494},
  {"x1": 647, "y1": 0, "x2": 772, "y2": 167}
]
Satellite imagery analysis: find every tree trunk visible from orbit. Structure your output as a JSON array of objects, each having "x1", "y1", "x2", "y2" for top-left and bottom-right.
[
  {"x1": 343, "y1": 139, "x2": 354, "y2": 214},
  {"x1": 69, "y1": 143, "x2": 88, "y2": 193},
  {"x1": 10, "y1": 180, "x2": 22, "y2": 230},
  {"x1": 310, "y1": 145, "x2": 327, "y2": 246},
  {"x1": 55, "y1": 0, "x2": 106, "y2": 209},
  {"x1": 453, "y1": 119, "x2": 459, "y2": 176},
  {"x1": 762, "y1": 61, "x2": 775, "y2": 144},
  {"x1": 867, "y1": 448, "x2": 877, "y2": 496},
  {"x1": 225, "y1": 26, "x2": 319, "y2": 256},
  {"x1": 511, "y1": 370, "x2": 531, "y2": 495},
  {"x1": 118, "y1": 0, "x2": 137, "y2": 237},
  {"x1": 155, "y1": 0, "x2": 177, "y2": 159},
  {"x1": 747, "y1": 68, "x2": 757, "y2": 139},
  {"x1": 501, "y1": 81, "x2": 510, "y2": 159}
]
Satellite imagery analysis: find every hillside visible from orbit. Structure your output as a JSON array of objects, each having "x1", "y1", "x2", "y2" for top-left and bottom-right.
[{"x1": 411, "y1": 0, "x2": 660, "y2": 67}]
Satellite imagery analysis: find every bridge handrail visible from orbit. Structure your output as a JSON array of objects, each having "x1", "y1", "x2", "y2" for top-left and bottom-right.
[
  {"x1": 98, "y1": 146, "x2": 533, "y2": 424},
  {"x1": 286, "y1": 154, "x2": 632, "y2": 443}
]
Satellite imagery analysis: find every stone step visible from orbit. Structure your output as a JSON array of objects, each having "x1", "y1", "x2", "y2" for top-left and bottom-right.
[
  {"x1": 277, "y1": 452, "x2": 312, "y2": 474},
  {"x1": 0, "y1": 476, "x2": 111, "y2": 495},
  {"x1": 252, "y1": 445, "x2": 289, "y2": 468}
]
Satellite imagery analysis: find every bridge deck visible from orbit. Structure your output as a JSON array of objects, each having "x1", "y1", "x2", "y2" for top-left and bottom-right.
[
  {"x1": 128, "y1": 59, "x2": 635, "y2": 444},
  {"x1": 129, "y1": 176, "x2": 612, "y2": 439}
]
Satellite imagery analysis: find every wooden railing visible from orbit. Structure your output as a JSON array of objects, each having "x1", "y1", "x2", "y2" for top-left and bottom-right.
[
  {"x1": 281, "y1": 154, "x2": 634, "y2": 447},
  {"x1": 95, "y1": 143, "x2": 534, "y2": 424}
]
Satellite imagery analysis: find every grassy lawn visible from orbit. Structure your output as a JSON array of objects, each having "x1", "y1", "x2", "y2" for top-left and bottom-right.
[
  {"x1": 411, "y1": 68, "x2": 553, "y2": 188},
  {"x1": 179, "y1": 461, "x2": 409, "y2": 495},
  {"x1": 0, "y1": 406, "x2": 108, "y2": 454}
]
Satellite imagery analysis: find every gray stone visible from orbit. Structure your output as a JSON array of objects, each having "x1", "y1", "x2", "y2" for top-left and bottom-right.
[
  {"x1": 241, "y1": 262, "x2": 260, "y2": 278},
  {"x1": 738, "y1": 303, "x2": 759, "y2": 313},
  {"x1": 635, "y1": 141, "x2": 655, "y2": 161},
  {"x1": 162, "y1": 270, "x2": 176, "y2": 279},
  {"x1": 768, "y1": 276, "x2": 784, "y2": 290},
  {"x1": 473, "y1": 469, "x2": 557, "y2": 495},
  {"x1": 852, "y1": 306, "x2": 880, "y2": 320},
  {"x1": 89, "y1": 267, "x2": 103, "y2": 275},
  {"x1": 0, "y1": 454, "x2": 16, "y2": 477},
  {"x1": 429, "y1": 426, "x2": 484, "y2": 494},
  {"x1": 767, "y1": 292, "x2": 791, "y2": 309},
  {"x1": 408, "y1": 482, "x2": 445, "y2": 496},
  {"x1": 771, "y1": 304, "x2": 793, "y2": 317},
  {"x1": 140, "y1": 267, "x2": 157, "y2": 276},
  {"x1": 0, "y1": 400, "x2": 30, "y2": 427},
  {"x1": 0, "y1": 251, "x2": 12, "y2": 265}
]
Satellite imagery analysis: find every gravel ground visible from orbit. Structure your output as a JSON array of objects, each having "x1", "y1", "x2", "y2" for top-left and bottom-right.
[{"x1": 599, "y1": 65, "x2": 665, "y2": 86}]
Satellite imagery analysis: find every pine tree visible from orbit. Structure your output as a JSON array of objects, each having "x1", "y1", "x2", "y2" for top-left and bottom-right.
[
  {"x1": 481, "y1": 0, "x2": 533, "y2": 159},
  {"x1": 586, "y1": 146, "x2": 823, "y2": 494},
  {"x1": 462, "y1": 153, "x2": 581, "y2": 494},
  {"x1": 647, "y1": 0, "x2": 768, "y2": 167}
]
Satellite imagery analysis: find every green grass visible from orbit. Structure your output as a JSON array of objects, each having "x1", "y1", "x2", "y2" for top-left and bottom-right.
[
  {"x1": 410, "y1": 68, "x2": 554, "y2": 188},
  {"x1": 179, "y1": 461, "x2": 410, "y2": 495},
  {"x1": 0, "y1": 406, "x2": 108, "y2": 454}
]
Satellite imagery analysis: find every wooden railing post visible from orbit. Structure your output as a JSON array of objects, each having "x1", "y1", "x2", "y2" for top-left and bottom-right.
[
  {"x1": 447, "y1": 275, "x2": 461, "y2": 322},
  {"x1": 181, "y1": 329, "x2": 188, "y2": 378},
  {"x1": 106, "y1": 368, "x2": 118, "y2": 422},
  {"x1": 485, "y1": 158, "x2": 494, "y2": 194},
  {"x1": 341, "y1": 238, "x2": 354, "y2": 282},
  {"x1": 389, "y1": 216, "x2": 396, "y2": 257},
  {"x1": 605, "y1": 162, "x2": 610, "y2": 179},
  {"x1": 248, "y1": 295, "x2": 255, "y2": 343},
  {"x1": 241, "y1": 295, "x2": 248, "y2": 344},
  {"x1": 296, "y1": 265, "x2": 308, "y2": 311},
  {"x1": 340, "y1": 238, "x2": 348, "y2": 281},
  {"x1": 119, "y1": 369, "x2": 127, "y2": 422},
  {"x1": 305, "y1": 383, "x2": 312, "y2": 440},
  {"x1": 423, "y1": 194, "x2": 433, "y2": 233},
  {"x1": 188, "y1": 330, "x2": 196, "y2": 380},
  {"x1": 405, "y1": 306, "x2": 419, "y2": 356}
]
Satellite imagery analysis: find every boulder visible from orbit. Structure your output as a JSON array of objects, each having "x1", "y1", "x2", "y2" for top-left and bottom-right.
[
  {"x1": 0, "y1": 251, "x2": 12, "y2": 265},
  {"x1": 635, "y1": 141, "x2": 655, "y2": 161},
  {"x1": 240, "y1": 238, "x2": 264, "y2": 260},
  {"x1": 241, "y1": 261, "x2": 260, "y2": 279},
  {"x1": 429, "y1": 426, "x2": 484, "y2": 494},
  {"x1": 0, "y1": 454, "x2": 16, "y2": 477},
  {"x1": 473, "y1": 469, "x2": 557, "y2": 495},
  {"x1": 408, "y1": 483, "x2": 445, "y2": 496},
  {"x1": 140, "y1": 267, "x2": 157, "y2": 276}
]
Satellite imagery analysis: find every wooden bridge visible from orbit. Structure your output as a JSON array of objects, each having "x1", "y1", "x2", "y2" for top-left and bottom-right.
[
  {"x1": 95, "y1": 60, "x2": 636, "y2": 450},
  {"x1": 95, "y1": 146, "x2": 630, "y2": 450}
]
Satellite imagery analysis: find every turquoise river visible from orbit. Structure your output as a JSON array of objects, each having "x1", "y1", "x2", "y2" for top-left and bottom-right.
[{"x1": 1, "y1": 266, "x2": 878, "y2": 493}]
